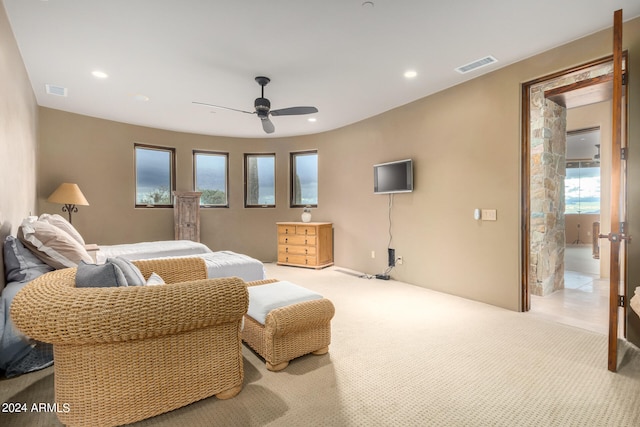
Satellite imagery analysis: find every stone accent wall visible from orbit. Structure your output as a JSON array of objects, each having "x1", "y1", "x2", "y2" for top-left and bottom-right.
[{"x1": 530, "y1": 98, "x2": 566, "y2": 296}]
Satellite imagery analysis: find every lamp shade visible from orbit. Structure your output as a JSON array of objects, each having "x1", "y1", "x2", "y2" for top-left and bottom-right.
[{"x1": 47, "y1": 183, "x2": 89, "y2": 206}]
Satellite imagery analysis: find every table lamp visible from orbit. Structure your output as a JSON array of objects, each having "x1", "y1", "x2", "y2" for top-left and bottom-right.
[{"x1": 47, "y1": 183, "x2": 89, "y2": 224}]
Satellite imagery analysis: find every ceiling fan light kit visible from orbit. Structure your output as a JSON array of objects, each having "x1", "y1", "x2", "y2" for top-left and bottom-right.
[{"x1": 194, "y1": 76, "x2": 318, "y2": 134}]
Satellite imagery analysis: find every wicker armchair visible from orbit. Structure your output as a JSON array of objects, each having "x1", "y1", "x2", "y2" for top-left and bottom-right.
[{"x1": 10, "y1": 257, "x2": 248, "y2": 427}]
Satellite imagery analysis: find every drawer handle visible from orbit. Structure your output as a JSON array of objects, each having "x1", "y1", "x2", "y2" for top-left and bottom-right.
[
  {"x1": 305, "y1": 248, "x2": 308, "y2": 254},
  {"x1": 285, "y1": 237, "x2": 288, "y2": 243},
  {"x1": 305, "y1": 239, "x2": 308, "y2": 245},
  {"x1": 286, "y1": 247, "x2": 289, "y2": 253}
]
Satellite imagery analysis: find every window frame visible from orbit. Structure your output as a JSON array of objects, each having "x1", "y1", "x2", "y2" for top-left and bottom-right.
[
  {"x1": 244, "y1": 152, "x2": 276, "y2": 208},
  {"x1": 134, "y1": 143, "x2": 176, "y2": 208},
  {"x1": 193, "y1": 150, "x2": 230, "y2": 208},
  {"x1": 290, "y1": 149, "x2": 318, "y2": 208}
]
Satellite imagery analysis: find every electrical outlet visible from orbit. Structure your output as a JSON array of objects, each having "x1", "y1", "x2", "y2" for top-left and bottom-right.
[
  {"x1": 371, "y1": 250, "x2": 376, "y2": 259},
  {"x1": 397, "y1": 256, "x2": 403, "y2": 265}
]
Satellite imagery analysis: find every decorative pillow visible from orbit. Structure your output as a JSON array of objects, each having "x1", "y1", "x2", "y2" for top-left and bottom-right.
[
  {"x1": 75, "y1": 260, "x2": 128, "y2": 288},
  {"x1": 38, "y1": 213, "x2": 86, "y2": 246},
  {"x1": 145, "y1": 272, "x2": 165, "y2": 286},
  {"x1": 3, "y1": 236, "x2": 54, "y2": 283},
  {"x1": 18, "y1": 220, "x2": 93, "y2": 270},
  {"x1": 109, "y1": 257, "x2": 146, "y2": 286}
]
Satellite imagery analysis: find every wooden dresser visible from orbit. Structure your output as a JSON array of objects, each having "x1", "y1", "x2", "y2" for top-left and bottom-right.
[
  {"x1": 173, "y1": 191, "x2": 201, "y2": 242},
  {"x1": 277, "y1": 222, "x2": 333, "y2": 269}
]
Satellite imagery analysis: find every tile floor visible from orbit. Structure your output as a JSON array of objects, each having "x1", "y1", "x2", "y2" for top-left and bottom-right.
[{"x1": 529, "y1": 244, "x2": 610, "y2": 335}]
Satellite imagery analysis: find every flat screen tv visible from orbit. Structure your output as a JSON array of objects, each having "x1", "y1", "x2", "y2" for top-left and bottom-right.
[{"x1": 373, "y1": 159, "x2": 413, "y2": 194}]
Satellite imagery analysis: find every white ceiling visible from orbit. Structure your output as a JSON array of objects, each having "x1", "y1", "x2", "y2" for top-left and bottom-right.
[
  {"x1": 567, "y1": 128, "x2": 601, "y2": 160},
  {"x1": 4, "y1": 1, "x2": 640, "y2": 139}
]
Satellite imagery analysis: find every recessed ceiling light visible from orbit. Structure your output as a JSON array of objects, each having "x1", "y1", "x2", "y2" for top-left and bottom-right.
[
  {"x1": 362, "y1": 1, "x2": 374, "y2": 7},
  {"x1": 404, "y1": 70, "x2": 417, "y2": 79},
  {"x1": 91, "y1": 70, "x2": 108, "y2": 79},
  {"x1": 308, "y1": 117, "x2": 317, "y2": 122}
]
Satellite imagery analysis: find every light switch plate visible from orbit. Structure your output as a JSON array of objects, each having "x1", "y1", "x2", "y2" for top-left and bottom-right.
[{"x1": 481, "y1": 209, "x2": 497, "y2": 221}]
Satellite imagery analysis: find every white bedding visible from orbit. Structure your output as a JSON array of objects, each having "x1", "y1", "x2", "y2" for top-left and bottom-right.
[
  {"x1": 189, "y1": 250, "x2": 266, "y2": 282},
  {"x1": 96, "y1": 240, "x2": 212, "y2": 263},
  {"x1": 96, "y1": 241, "x2": 265, "y2": 282}
]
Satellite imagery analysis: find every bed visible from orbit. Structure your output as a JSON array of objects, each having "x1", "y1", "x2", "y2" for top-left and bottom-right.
[
  {"x1": 96, "y1": 241, "x2": 266, "y2": 282},
  {"x1": 1, "y1": 236, "x2": 55, "y2": 377}
]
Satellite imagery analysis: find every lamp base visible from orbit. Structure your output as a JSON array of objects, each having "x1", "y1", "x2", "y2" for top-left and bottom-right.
[{"x1": 61, "y1": 204, "x2": 78, "y2": 224}]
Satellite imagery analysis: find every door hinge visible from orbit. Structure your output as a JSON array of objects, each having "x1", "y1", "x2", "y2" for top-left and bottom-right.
[
  {"x1": 621, "y1": 222, "x2": 627, "y2": 235},
  {"x1": 622, "y1": 72, "x2": 628, "y2": 86},
  {"x1": 621, "y1": 147, "x2": 628, "y2": 160},
  {"x1": 619, "y1": 295, "x2": 626, "y2": 307}
]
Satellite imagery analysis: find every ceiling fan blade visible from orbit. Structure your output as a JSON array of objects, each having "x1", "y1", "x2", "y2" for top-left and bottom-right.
[
  {"x1": 270, "y1": 106, "x2": 318, "y2": 116},
  {"x1": 261, "y1": 117, "x2": 275, "y2": 134},
  {"x1": 192, "y1": 101, "x2": 254, "y2": 115}
]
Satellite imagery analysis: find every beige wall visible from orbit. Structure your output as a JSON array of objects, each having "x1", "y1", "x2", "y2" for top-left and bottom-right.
[
  {"x1": 0, "y1": 1, "x2": 39, "y2": 289},
  {"x1": 565, "y1": 214, "x2": 599, "y2": 244},
  {"x1": 28, "y1": 15, "x2": 640, "y2": 314}
]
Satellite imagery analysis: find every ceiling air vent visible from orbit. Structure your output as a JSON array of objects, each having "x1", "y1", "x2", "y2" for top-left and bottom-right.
[
  {"x1": 455, "y1": 55, "x2": 498, "y2": 74},
  {"x1": 45, "y1": 84, "x2": 68, "y2": 97}
]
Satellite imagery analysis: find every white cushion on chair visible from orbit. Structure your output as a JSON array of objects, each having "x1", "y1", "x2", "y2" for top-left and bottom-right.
[{"x1": 247, "y1": 281, "x2": 323, "y2": 325}]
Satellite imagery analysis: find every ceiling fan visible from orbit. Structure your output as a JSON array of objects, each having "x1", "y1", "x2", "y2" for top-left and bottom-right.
[{"x1": 193, "y1": 76, "x2": 318, "y2": 134}]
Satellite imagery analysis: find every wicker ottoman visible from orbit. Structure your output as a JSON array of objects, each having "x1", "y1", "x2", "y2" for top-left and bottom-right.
[{"x1": 243, "y1": 279, "x2": 335, "y2": 371}]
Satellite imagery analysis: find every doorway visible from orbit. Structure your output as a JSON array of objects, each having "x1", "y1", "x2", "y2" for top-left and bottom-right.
[
  {"x1": 530, "y1": 124, "x2": 609, "y2": 334},
  {"x1": 521, "y1": 56, "x2": 625, "y2": 332}
]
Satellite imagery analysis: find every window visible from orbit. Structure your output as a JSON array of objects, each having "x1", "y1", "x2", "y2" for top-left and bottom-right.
[
  {"x1": 290, "y1": 150, "x2": 318, "y2": 207},
  {"x1": 565, "y1": 161, "x2": 600, "y2": 214},
  {"x1": 194, "y1": 150, "x2": 228, "y2": 207},
  {"x1": 134, "y1": 144, "x2": 175, "y2": 207},
  {"x1": 245, "y1": 153, "x2": 276, "y2": 207}
]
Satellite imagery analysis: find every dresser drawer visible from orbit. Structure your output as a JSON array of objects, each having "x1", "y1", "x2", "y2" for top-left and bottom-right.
[
  {"x1": 278, "y1": 253, "x2": 317, "y2": 266},
  {"x1": 278, "y1": 225, "x2": 296, "y2": 235},
  {"x1": 279, "y1": 245, "x2": 317, "y2": 256},
  {"x1": 278, "y1": 234, "x2": 316, "y2": 246},
  {"x1": 295, "y1": 225, "x2": 317, "y2": 236}
]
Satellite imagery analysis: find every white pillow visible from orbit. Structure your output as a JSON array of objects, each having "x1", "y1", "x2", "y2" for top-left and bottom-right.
[
  {"x1": 18, "y1": 219, "x2": 93, "y2": 269},
  {"x1": 145, "y1": 272, "x2": 165, "y2": 286},
  {"x1": 38, "y1": 213, "x2": 86, "y2": 245}
]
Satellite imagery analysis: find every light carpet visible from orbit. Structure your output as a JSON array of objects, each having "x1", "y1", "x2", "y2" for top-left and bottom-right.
[{"x1": 1, "y1": 263, "x2": 640, "y2": 426}]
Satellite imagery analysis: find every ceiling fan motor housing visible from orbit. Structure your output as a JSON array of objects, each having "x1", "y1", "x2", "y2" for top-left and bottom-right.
[{"x1": 255, "y1": 97, "x2": 271, "y2": 117}]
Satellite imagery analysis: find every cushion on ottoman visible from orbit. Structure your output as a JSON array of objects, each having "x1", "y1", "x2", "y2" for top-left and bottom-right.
[{"x1": 247, "y1": 281, "x2": 323, "y2": 324}]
